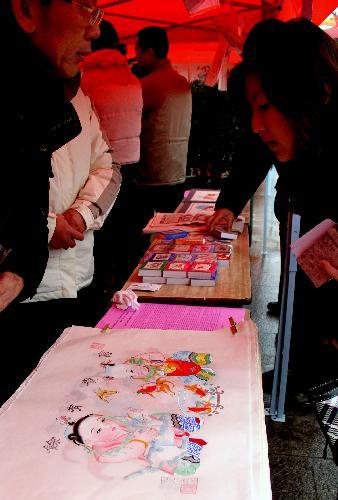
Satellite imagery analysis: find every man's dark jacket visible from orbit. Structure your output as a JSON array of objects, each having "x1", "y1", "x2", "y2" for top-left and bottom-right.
[{"x1": 0, "y1": 4, "x2": 81, "y2": 302}]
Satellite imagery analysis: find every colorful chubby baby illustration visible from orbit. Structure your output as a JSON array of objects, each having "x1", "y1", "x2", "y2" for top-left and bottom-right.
[
  {"x1": 103, "y1": 350, "x2": 215, "y2": 384},
  {"x1": 99, "y1": 351, "x2": 219, "y2": 414},
  {"x1": 66, "y1": 410, "x2": 207, "y2": 477}
]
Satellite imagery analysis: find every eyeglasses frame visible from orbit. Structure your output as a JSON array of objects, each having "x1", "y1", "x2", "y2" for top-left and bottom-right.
[{"x1": 65, "y1": 1, "x2": 104, "y2": 26}]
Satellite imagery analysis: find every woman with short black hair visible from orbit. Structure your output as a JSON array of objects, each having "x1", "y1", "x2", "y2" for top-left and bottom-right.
[{"x1": 229, "y1": 18, "x2": 337, "y2": 392}]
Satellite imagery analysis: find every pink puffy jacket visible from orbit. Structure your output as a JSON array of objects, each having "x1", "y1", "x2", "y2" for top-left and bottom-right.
[{"x1": 81, "y1": 49, "x2": 143, "y2": 165}]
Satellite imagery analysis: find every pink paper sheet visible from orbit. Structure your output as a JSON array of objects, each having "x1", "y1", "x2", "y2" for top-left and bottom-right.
[{"x1": 96, "y1": 303, "x2": 246, "y2": 331}]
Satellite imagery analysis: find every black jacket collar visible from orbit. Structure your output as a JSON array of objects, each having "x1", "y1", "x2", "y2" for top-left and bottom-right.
[{"x1": 3, "y1": 5, "x2": 82, "y2": 152}]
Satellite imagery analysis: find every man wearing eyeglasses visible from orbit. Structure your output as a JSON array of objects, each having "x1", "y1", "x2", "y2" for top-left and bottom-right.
[{"x1": 0, "y1": 0, "x2": 103, "y2": 402}]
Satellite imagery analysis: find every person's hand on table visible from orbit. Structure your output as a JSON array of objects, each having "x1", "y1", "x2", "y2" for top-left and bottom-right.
[
  {"x1": 0, "y1": 271, "x2": 24, "y2": 312},
  {"x1": 320, "y1": 260, "x2": 338, "y2": 281},
  {"x1": 49, "y1": 214, "x2": 84, "y2": 250},
  {"x1": 207, "y1": 208, "x2": 235, "y2": 232},
  {"x1": 63, "y1": 208, "x2": 86, "y2": 233}
]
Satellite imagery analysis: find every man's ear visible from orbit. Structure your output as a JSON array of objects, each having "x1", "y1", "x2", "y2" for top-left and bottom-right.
[
  {"x1": 144, "y1": 47, "x2": 157, "y2": 68},
  {"x1": 147, "y1": 47, "x2": 156, "y2": 61},
  {"x1": 11, "y1": 0, "x2": 38, "y2": 33}
]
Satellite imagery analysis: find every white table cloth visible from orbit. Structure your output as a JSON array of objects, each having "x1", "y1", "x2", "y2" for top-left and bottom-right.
[{"x1": 0, "y1": 320, "x2": 271, "y2": 500}]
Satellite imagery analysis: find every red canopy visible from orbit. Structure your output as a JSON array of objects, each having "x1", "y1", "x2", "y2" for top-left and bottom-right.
[
  {"x1": 97, "y1": 0, "x2": 337, "y2": 81},
  {"x1": 98, "y1": 0, "x2": 336, "y2": 44}
]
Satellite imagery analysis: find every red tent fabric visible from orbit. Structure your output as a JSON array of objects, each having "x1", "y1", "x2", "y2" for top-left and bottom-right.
[
  {"x1": 279, "y1": 0, "x2": 337, "y2": 25},
  {"x1": 98, "y1": 0, "x2": 337, "y2": 44},
  {"x1": 97, "y1": 0, "x2": 337, "y2": 81}
]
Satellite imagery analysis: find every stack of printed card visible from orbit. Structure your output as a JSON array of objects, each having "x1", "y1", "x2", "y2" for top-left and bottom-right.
[
  {"x1": 193, "y1": 253, "x2": 218, "y2": 263},
  {"x1": 191, "y1": 244, "x2": 215, "y2": 254},
  {"x1": 137, "y1": 234, "x2": 233, "y2": 286},
  {"x1": 171, "y1": 253, "x2": 195, "y2": 263},
  {"x1": 163, "y1": 261, "x2": 191, "y2": 284},
  {"x1": 151, "y1": 253, "x2": 175, "y2": 262},
  {"x1": 174, "y1": 235, "x2": 206, "y2": 245},
  {"x1": 171, "y1": 244, "x2": 193, "y2": 253},
  {"x1": 188, "y1": 262, "x2": 218, "y2": 286},
  {"x1": 213, "y1": 242, "x2": 232, "y2": 267},
  {"x1": 138, "y1": 261, "x2": 167, "y2": 283},
  {"x1": 150, "y1": 243, "x2": 173, "y2": 253}
]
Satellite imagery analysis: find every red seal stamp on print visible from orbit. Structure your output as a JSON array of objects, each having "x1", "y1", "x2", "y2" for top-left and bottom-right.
[
  {"x1": 90, "y1": 342, "x2": 105, "y2": 350},
  {"x1": 180, "y1": 477, "x2": 198, "y2": 494}
]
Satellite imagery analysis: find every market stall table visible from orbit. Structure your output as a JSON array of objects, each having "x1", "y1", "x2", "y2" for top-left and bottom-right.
[{"x1": 123, "y1": 224, "x2": 251, "y2": 305}]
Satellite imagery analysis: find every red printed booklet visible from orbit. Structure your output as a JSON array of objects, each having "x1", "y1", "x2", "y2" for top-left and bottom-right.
[
  {"x1": 151, "y1": 253, "x2": 175, "y2": 262},
  {"x1": 174, "y1": 236, "x2": 206, "y2": 245},
  {"x1": 138, "y1": 261, "x2": 167, "y2": 277},
  {"x1": 188, "y1": 262, "x2": 218, "y2": 279},
  {"x1": 143, "y1": 212, "x2": 209, "y2": 234},
  {"x1": 171, "y1": 244, "x2": 193, "y2": 253},
  {"x1": 171, "y1": 253, "x2": 195, "y2": 262},
  {"x1": 193, "y1": 253, "x2": 218, "y2": 263},
  {"x1": 163, "y1": 261, "x2": 191, "y2": 278},
  {"x1": 150, "y1": 243, "x2": 173, "y2": 253},
  {"x1": 213, "y1": 242, "x2": 233, "y2": 255},
  {"x1": 191, "y1": 244, "x2": 215, "y2": 253},
  {"x1": 217, "y1": 253, "x2": 231, "y2": 267}
]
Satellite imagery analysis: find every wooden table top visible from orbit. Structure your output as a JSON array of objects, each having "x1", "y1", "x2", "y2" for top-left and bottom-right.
[{"x1": 123, "y1": 225, "x2": 251, "y2": 306}]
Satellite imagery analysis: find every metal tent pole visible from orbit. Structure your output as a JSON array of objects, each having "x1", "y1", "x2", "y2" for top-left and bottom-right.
[
  {"x1": 262, "y1": 168, "x2": 274, "y2": 255},
  {"x1": 266, "y1": 212, "x2": 300, "y2": 421}
]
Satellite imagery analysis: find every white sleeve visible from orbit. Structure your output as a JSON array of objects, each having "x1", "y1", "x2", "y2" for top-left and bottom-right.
[{"x1": 70, "y1": 106, "x2": 122, "y2": 230}]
